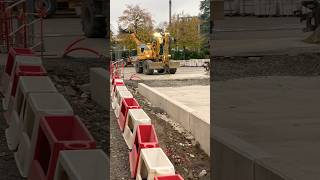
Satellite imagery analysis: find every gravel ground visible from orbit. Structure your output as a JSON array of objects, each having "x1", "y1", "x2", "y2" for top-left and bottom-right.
[
  {"x1": 110, "y1": 107, "x2": 131, "y2": 179},
  {"x1": 212, "y1": 53, "x2": 320, "y2": 81},
  {"x1": 0, "y1": 57, "x2": 108, "y2": 179},
  {"x1": 43, "y1": 57, "x2": 108, "y2": 153},
  {"x1": 0, "y1": 115, "x2": 25, "y2": 180}
]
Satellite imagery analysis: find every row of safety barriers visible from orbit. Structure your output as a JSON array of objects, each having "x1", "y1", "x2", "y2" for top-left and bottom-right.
[
  {"x1": 0, "y1": 47, "x2": 107, "y2": 180},
  {"x1": 111, "y1": 61, "x2": 185, "y2": 179}
]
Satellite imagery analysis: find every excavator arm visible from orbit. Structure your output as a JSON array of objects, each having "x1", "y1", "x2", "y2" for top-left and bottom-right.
[
  {"x1": 162, "y1": 33, "x2": 170, "y2": 66},
  {"x1": 130, "y1": 33, "x2": 143, "y2": 46}
]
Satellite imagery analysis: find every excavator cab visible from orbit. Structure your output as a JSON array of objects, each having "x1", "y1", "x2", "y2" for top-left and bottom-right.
[{"x1": 139, "y1": 45, "x2": 146, "y2": 53}]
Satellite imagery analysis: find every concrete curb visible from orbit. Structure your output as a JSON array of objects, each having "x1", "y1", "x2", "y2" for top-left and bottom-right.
[
  {"x1": 213, "y1": 127, "x2": 292, "y2": 180},
  {"x1": 138, "y1": 83, "x2": 210, "y2": 155},
  {"x1": 90, "y1": 68, "x2": 108, "y2": 108}
]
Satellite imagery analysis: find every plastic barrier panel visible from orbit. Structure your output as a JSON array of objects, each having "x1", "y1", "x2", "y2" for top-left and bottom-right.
[
  {"x1": 129, "y1": 124, "x2": 159, "y2": 178},
  {"x1": 14, "y1": 92, "x2": 73, "y2": 177},
  {"x1": 136, "y1": 148, "x2": 175, "y2": 180},
  {"x1": 1, "y1": 55, "x2": 41, "y2": 95},
  {"x1": 111, "y1": 85, "x2": 129, "y2": 109},
  {"x1": 5, "y1": 48, "x2": 35, "y2": 75},
  {"x1": 114, "y1": 90, "x2": 133, "y2": 118},
  {"x1": 28, "y1": 115, "x2": 96, "y2": 180},
  {"x1": 123, "y1": 109, "x2": 151, "y2": 150},
  {"x1": 0, "y1": 48, "x2": 34, "y2": 93},
  {"x1": 53, "y1": 149, "x2": 107, "y2": 180},
  {"x1": 117, "y1": 97, "x2": 140, "y2": 132},
  {"x1": 5, "y1": 76, "x2": 57, "y2": 151},
  {"x1": 110, "y1": 79, "x2": 125, "y2": 99}
]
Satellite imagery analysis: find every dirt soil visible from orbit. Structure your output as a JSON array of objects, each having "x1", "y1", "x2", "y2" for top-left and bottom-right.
[
  {"x1": 110, "y1": 107, "x2": 131, "y2": 179},
  {"x1": 0, "y1": 57, "x2": 108, "y2": 179},
  {"x1": 212, "y1": 53, "x2": 320, "y2": 81}
]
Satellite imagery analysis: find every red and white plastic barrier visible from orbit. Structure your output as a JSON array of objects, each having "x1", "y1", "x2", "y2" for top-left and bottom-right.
[
  {"x1": 1, "y1": 52, "x2": 42, "y2": 96},
  {"x1": 136, "y1": 148, "x2": 175, "y2": 180},
  {"x1": 5, "y1": 76, "x2": 57, "y2": 151},
  {"x1": 0, "y1": 48, "x2": 35, "y2": 94},
  {"x1": 129, "y1": 124, "x2": 160, "y2": 178},
  {"x1": 114, "y1": 90, "x2": 133, "y2": 118},
  {"x1": 0, "y1": 49, "x2": 108, "y2": 180},
  {"x1": 111, "y1": 85, "x2": 129, "y2": 109},
  {"x1": 29, "y1": 115, "x2": 96, "y2": 180},
  {"x1": 154, "y1": 174, "x2": 184, "y2": 180},
  {"x1": 117, "y1": 97, "x2": 140, "y2": 132},
  {"x1": 110, "y1": 78, "x2": 124, "y2": 97},
  {"x1": 15, "y1": 92, "x2": 74, "y2": 177},
  {"x1": 123, "y1": 109, "x2": 151, "y2": 149},
  {"x1": 3, "y1": 65, "x2": 47, "y2": 116},
  {"x1": 110, "y1": 60, "x2": 185, "y2": 179},
  {"x1": 53, "y1": 149, "x2": 107, "y2": 180},
  {"x1": 2, "y1": 56, "x2": 43, "y2": 112}
]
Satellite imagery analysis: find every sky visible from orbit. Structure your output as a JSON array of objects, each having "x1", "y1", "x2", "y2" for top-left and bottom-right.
[{"x1": 111, "y1": 0, "x2": 201, "y2": 33}]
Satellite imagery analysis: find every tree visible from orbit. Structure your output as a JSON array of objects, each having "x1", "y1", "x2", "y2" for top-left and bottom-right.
[
  {"x1": 199, "y1": 0, "x2": 210, "y2": 35},
  {"x1": 155, "y1": 21, "x2": 169, "y2": 33},
  {"x1": 116, "y1": 26, "x2": 136, "y2": 50},
  {"x1": 199, "y1": 0, "x2": 210, "y2": 54},
  {"x1": 118, "y1": 4, "x2": 154, "y2": 43},
  {"x1": 200, "y1": 0, "x2": 210, "y2": 22},
  {"x1": 168, "y1": 14, "x2": 204, "y2": 52}
]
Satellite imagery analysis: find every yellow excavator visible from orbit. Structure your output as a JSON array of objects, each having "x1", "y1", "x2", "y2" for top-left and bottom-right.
[{"x1": 130, "y1": 32, "x2": 179, "y2": 75}]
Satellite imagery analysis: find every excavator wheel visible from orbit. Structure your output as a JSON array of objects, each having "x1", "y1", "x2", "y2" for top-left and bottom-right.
[
  {"x1": 81, "y1": 0, "x2": 107, "y2": 38},
  {"x1": 143, "y1": 60, "x2": 154, "y2": 75},
  {"x1": 157, "y1": 69, "x2": 165, "y2": 73},
  {"x1": 135, "y1": 62, "x2": 143, "y2": 73},
  {"x1": 169, "y1": 68, "x2": 177, "y2": 74}
]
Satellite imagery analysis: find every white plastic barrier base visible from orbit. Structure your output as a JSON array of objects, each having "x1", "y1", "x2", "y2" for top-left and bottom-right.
[
  {"x1": 5, "y1": 112, "x2": 21, "y2": 151},
  {"x1": 14, "y1": 92, "x2": 73, "y2": 177},
  {"x1": 114, "y1": 90, "x2": 133, "y2": 118},
  {"x1": 0, "y1": 73, "x2": 9, "y2": 94},
  {"x1": 3, "y1": 96, "x2": 14, "y2": 123},
  {"x1": 54, "y1": 149, "x2": 108, "y2": 180},
  {"x1": 123, "y1": 109, "x2": 151, "y2": 149},
  {"x1": 111, "y1": 86, "x2": 129, "y2": 109},
  {"x1": 136, "y1": 148, "x2": 175, "y2": 180},
  {"x1": 5, "y1": 76, "x2": 57, "y2": 151},
  {"x1": 2, "y1": 84, "x2": 12, "y2": 111}
]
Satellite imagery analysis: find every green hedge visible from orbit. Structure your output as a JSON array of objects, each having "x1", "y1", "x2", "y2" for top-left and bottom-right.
[{"x1": 170, "y1": 49, "x2": 210, "y2": 60}]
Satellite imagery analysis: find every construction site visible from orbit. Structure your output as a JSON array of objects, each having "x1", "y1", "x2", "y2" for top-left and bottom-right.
[
  {"x1": 110, "y1": 0, "x2": 210, "y2": 179},
  {"x1": 212, "y1": 0, "x2": 320, "y2": 179}
]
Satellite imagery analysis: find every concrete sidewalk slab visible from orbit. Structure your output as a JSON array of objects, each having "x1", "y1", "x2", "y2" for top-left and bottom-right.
[
  {"x1": 213, "y1": 76, "x2": 320, "y2": 179},
  {"x1": 154, "y1": 86, "x2": 210, "y2": 122},
  {"x1": 138, "y1": 83, "x2": 210, "y2": 155}
]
